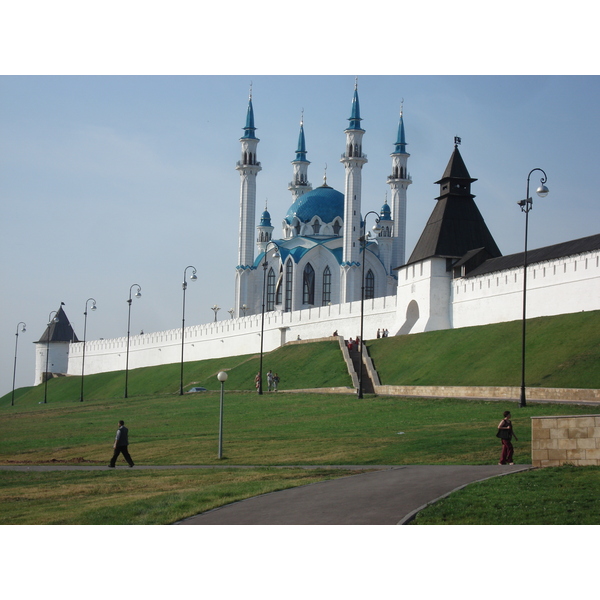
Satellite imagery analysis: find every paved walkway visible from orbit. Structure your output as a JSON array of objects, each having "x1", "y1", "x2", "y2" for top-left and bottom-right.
[
  {"x1": 175, "y1": 464, "x2": 531, "y2": 525},
  {"x1": 0, "y1": 463, "x2": 531, "y2": 524}
]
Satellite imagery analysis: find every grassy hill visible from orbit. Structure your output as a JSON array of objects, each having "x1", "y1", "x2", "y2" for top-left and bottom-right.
[
  {"x1": 2, "y1": 310, "x2": 599, "y2": 409},
  {"x1": 368, "y1": 310, "x2": 600, "y2": 389}
]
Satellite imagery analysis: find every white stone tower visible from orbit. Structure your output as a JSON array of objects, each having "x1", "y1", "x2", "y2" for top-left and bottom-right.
[
  {"x1": 288, "y1": 112, "x2": 312, "y2": 202},
  {"x1": 387, "y1": 104, "x2": 411, "y2": 270},
  {"x1": 235, "y1": 89, "x2": 261, "y2": 317},
  {"x1": 340, "y1": 81, "x2": 367, "y2": 303}
]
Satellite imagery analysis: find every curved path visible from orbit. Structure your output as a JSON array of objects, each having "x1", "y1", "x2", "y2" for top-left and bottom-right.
[
  {"x1": 175, "y1": 464, "x2": 531, "y2": 525},
  {"x1": 0, "y1": 463, "x2": 531, "y2": 524}
]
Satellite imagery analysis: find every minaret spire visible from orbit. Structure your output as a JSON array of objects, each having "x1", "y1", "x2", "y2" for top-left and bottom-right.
[
  {"x1": 288, "y1": 109, "x2": 312, "y2": 201},
  {"x1": 235, "y1": 87, "x2": 262, "y2": 316},
  {"x1": 387, "y1": 101, "x2": 412, "y2": 269},
  {"x1": 340, "y1": 79, "x2": 368, "y2": 303}
]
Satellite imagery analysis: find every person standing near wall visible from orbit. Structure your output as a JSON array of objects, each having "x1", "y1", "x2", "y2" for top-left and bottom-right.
[
  {"x1": 108, "y1": 420, "x2": 134, "y2": 468},
  {"x1": 497, "y1": 411, "x2": 518, "y2": 465}
]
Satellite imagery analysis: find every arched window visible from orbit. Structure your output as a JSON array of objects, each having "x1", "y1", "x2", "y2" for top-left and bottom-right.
[
  {"x1": 284, "y1": 260, "x2": 293, "y2": 312},
  {"x1": 303, "y1": 263, "x2": 315, "y2": 305},
  {"x1": 275, "y1": 266, "x2": 283, "y2": 305},
  {"x1": 312, "y1": 219, "x2": 321, "y2": 235},
  {"x1": 266, "y1": 268, "x2": 276, "y2": 311},
  {"x1": 365, "y1": 269, "x2": 375, "y2": 300},
  {"x1": 322, "y1": 266, "x2": 331, "y2": 305},
  {"x1": 332, "y1": 220, "x2": 342, "y2": 236}
]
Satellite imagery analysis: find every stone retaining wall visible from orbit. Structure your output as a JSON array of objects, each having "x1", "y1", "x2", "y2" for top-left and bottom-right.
[
  {"x1": 531, "y1": 414, "x2": 600, "y2": 467},
  {"x1": 374, "y1": 385, "x2": 600, "y2": 403}
]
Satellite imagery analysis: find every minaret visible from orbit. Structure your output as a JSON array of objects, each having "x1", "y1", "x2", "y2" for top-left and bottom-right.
[
  {"x1": 376, "y1": 196, "x2": 394, "y2": 276},
  {"x1": 288, "y1": 111, "x2": 312, "y2": 201},
  {"x1": 235, "y1": 87, "x2": 262, "y2": 316},
  {"x1": 387, "y1": 103, "x2": 411, "y2": 270},
  {"x1": 340, "y1": 80, "x2": 368, "y2": 303},
  {"x1": 256, "y1": 202, "x2": 274, "y2": 253}
]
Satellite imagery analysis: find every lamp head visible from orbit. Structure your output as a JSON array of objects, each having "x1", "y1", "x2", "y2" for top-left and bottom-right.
[
  {"x1": 135, "y1": 290, "x2": 142, "y2": 299},
  {"x1": 190, "y1": 272, "x2": 198, "y2": 282},
  {"x1": 91, "y1": 302, "x2": 97, "y2": 311},
  {"x1": 21, "y1": 325, "x2": 26, "y2": 332},
  {"x1": 536, "y1": 184, "x2": 549, "y2": 198},
  {"x1": 217, "y1": 371, "x2": 228, "y2": 382}
]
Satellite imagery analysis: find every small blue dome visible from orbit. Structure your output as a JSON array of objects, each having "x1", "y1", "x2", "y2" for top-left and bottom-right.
[
  {"x1": 379, "y1": 201, "x2": 392, "y2": 221},
  {"x1": 284, "y1": 185, "x2": 344, "y2": 225},
  {"x1": 259, "y1": 209, "x2": 271, "y2": 226}
]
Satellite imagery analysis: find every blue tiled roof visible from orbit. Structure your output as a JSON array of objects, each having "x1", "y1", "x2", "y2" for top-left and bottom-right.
[{"x1": 284, "y1": 185, "x2": 344, "y2": 225}]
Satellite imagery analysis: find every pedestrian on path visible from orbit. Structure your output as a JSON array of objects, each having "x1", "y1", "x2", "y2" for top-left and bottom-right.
[
  {"x1": 267, "y1": 370, "x2": 274, "y2": 392},
  {"x1": 108, "y1": 420, "x2": 134, "y2": 468},
  {"x1": 273, "y1": 373, "x2": 280, "y2": 391},
  {"x1": 497, "y1": 410, "x2": 518, "y2": 465},
  {"x1": 254, "y1": 372, "x2": 261, "y2": 392}
]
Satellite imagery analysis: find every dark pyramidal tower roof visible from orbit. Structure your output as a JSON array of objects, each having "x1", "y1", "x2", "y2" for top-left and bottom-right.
[
  {"x1": 408, "y1": 145, "x2": 501, "y2": 264},
  {"x1": 36, "y1": 304, "x2": 79, "y2": 343}
]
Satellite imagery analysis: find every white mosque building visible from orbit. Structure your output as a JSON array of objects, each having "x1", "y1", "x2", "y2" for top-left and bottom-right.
[{"x1": 35, "y1": 84, "x2": 600, "y2": 387}]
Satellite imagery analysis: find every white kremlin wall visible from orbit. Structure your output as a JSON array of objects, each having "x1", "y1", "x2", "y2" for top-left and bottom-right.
[
  {"x1": 57, "y1": 245, "x2": 599, "y2": 382},
  {"x1": 66, "y1": 295, "x2": 398, "y2": 378},
  {"x1": 452, "y1": 250, "x2": 600, "y2": 328}
]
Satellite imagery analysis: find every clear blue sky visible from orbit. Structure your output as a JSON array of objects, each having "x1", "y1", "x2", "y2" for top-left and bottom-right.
[{"x1": 1, "y1": 74, "x2": 599, "y2": 396}]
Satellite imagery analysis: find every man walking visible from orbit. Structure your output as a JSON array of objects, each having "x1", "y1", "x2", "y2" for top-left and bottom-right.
[{"x1": 108, "y1": 420, "x2": 134, "y2": 468}]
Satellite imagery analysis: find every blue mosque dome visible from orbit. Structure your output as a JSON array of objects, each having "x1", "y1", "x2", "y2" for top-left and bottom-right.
[
  {"x1": 259, "y1": 208, "x2": 272, "y2": 226},
  {"x1": 284, "y1": 184, "x2": 344, "y2": 225},
  {"x1": 379, "y1": 200, "x2": 392, "y2": 221}
]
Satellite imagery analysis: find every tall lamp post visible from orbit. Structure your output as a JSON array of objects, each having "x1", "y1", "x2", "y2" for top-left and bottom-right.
[
  {"x1": 358, "y1": 211, "x2": 381, "y2": 399},
  {"x1": 124, "y1": 284, "x2": 142, "y2": 399},
  {"x1": 11, "y1": 322, "x2": 26, "y2": 406},
  {"x1": 517, "y1": 168, "x2": 549, "y2": 408},
  {"x1": 258, "y1": 241, "x2": 280, "y2": 395},
  {"x1": 43, "y1": 310, "x2": 59, "y2": 404},
  {"x1": 180, "y1": 266, "x2": 198, "y2": 395},
  {"x1": 217, "y1": 371, "x2": 228, "y2": 459},
  {"x1": 79, "y1": 298, "x2": 97, "y2": 402}
]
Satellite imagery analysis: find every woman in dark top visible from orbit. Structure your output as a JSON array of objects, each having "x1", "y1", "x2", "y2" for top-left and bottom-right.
[{"x1": 498, "y1": 410, "x2": 518, "y2": 465}]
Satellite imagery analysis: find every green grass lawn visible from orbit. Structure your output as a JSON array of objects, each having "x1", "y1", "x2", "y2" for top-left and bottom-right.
[
  {"x1": 0, "y1": 467, "x2": 368, "y2": 525},
  {"x1": 1, "y1": 389, "x2": 599, "y2": 524},
  {"x1": 412, "y1": 465, "x2": 600, "y2": 525},
  {"x1": 2, "y1": 310, "x2": 599, "y2": 524},
  {"x1": 368, "y1": 310, "x2": 600, "y2": 388},
  {"x1": 3, "y1": 392, "x2": 593, "y2": 466}
]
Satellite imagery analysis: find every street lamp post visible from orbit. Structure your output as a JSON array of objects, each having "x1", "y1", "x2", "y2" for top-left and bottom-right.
[
  {"x1": 258, "y1": 241, "x2": 280, "y2": 395},
  {"x1": 180, "y1": 266, "x2": 198, "y2": 395},
  {"x1": 43, "y1": 310, "x2": 59, "y2": 404},
  {"x1": 358, "y1": 211, "x2": 381, "y2": 400},
  {"x1": 124, "y1": 284, "x2": 142, "y2": 399},
  {"x1": 11, "y1": 322, "x2": 26, "y2": 406},
  {"x1": 211, "y1": 305, "x2": 220, "y2": 322},
  {"x1": 517, "y1": 168, "x2": 549, "y2": 408},
  {"x1": 79, "y1": 298, "x2": 97, "y2": 402},
  {"x1": 217, "y1": 371, "x2": 228, "y2": 459},
  {"x1": 241, "y1": 304, "x2": 248, "y2": 317},
  {"x1": 228, "y1": 308, "x2": 234, "y2": 319}
]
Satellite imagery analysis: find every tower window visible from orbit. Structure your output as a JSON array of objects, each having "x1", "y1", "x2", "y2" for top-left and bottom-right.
[
  {"x1": 285, "y1": 260, "x2": 293, "y2": 312},
  {"x1": 322, "y1": 266, "x2": 331, "y2": 305},
  {"x1": 365, "y1": 270, "x2": 375, "y2": 300},
  {"x1": 303, "y1": 263, "x2": 315, "y2": 305},
  {"x1": 266, "y1": 268, "x2": 276, "y2": 311}
]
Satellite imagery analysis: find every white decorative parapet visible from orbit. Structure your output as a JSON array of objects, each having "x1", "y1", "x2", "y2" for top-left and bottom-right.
[{"x1": 67, "y1": 296, "x2": 398, "y2": 377}]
